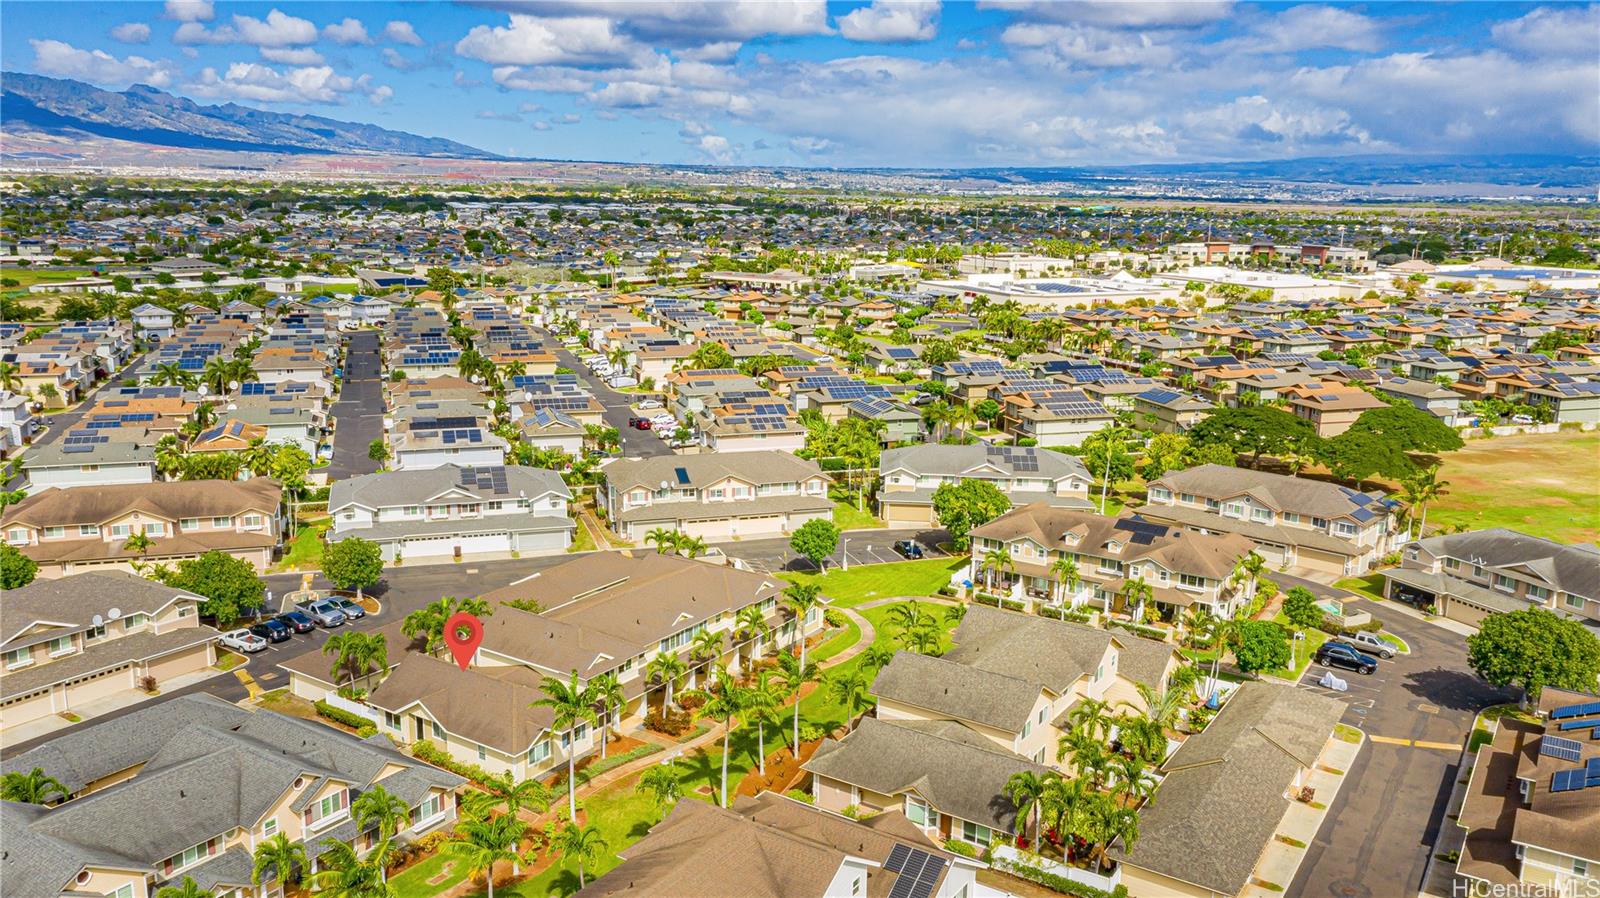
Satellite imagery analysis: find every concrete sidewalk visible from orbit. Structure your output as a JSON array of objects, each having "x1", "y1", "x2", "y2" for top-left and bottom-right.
[
  {"x1": 1242, "y1": 732, "x2": 1364, "y2": 897},
  {"x1": 2, "y1": 664, "x2": 233, "y2": 744}
]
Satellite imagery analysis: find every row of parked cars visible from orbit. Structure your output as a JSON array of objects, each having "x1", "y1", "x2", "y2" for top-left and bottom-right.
[
  {"x1": 218, "y1": 596, "x2": 367, "y2": 654},
  {"x1": 1312, "y1": 631, "x2": 1399, "y2": 675},
  {"x1": 576, "y1": 351, "x2": 639, "y2": 389}
]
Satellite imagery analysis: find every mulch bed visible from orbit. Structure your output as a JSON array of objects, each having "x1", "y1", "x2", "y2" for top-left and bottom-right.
[{"x1": 734, "y1": 737, "x2": 827, "y2": 798}]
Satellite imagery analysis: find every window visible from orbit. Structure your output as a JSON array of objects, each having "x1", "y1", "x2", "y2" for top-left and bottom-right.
[
  {"x1": 905, "y1": 796, "x2": 929, "y2": 826},
  {"x1": 1179, "y1": 493, "x2": 1196, "y2": 503},
  {"x1": 1204, "y1": 498, "x2": 1220, "y2": 510},
  {"x1": 1222, "y1": 501, "x2": 1245, "y2": 517},
  {"x1": 241, "y1": 514, "x2": 265, "y2": 529},
  {"x1": 528, "y1": 740, "x2": 551, "y2": 764},
  {"x1": 962, "y1": 820, "x2": 993, "y2": 845},
  {"x1": 87, "y1": 622, "x2": 107, "y2": 639},
  {"x1": 709, "y1": 488, "x2": 725, "y2": 499},
  {"x1": 1148, "y1": 487, "x2": 1171, "y2": 502},
  {"x1": 1565, "y1": 594, "x2": 1586, "y2": 610},
  {"x1": 48, "y1": 636, "x2": 73, "y2": 656},
  {"x1": 111, "y1": 885, "x2": 134, "y2": 898},
  {"x1": 79, "y1": 464, "x2": 99, "y2": 473},
  {"x1": 487, "y1": 501, "x2": 503, "y2": 511},
  {"x1": 432, "y1": 721, "x2": 445, "y2": 740},
  {"x1": 853, "y1": 876, "x2": 861, "y2": 896},
  {"x1": 659, "y1": 622, "x2": 706, "y2": 654},
  {"x1": 79, "y1": 524, "x2": 100, "y2": 537},
  {"x1": 478, "y1": 745, "x2": 487, "y2": 761},
  {"x1": 1251, "y1": 508, "x2": 1271, "y2": 523},
  {"x1": 1526, "y1": 585, "x2": 1550, "y2": 601},
  {"x1": 403, "y1": 506, "x2": 421, "y2": 516},
  {"x1": 179, "y1": 518, "x2": 199, "y2": 532},
  {"x1": 5, "y1": 647, "x2": 33, "y2": 669},
  {"x1": 4, "y1": 528, "x2": 26, "y2": 545},
  {"x1": 1444, "y1": 557, "x2": 1461, "y2": 571},
  {"x1": 212, "y1": 516, "x2": 232, "y2": 528},
  {"x1": 1312, "y1": 517, "x2": 1329, "y2": 529},
  {"x1": 261, "y1": 817, "x2": 278, "y2": 838},
  {"x1": 1179, "y1": 573, "x2": 1206, "y2": 589},
  {"x1": 412, "y1": 794, "x2": 442, "y2": 826},
  {"x1": 109, "y1": 524, "x2": 131, "y2": 539},
  {"x1": 172, "y1": 841, "x2": 208, "y2": 870},
  {"x1": 1283, "y1": 512, "x2": 1301, "y2": 524},
  {"x1": 143, "y1": 522, "x2": 164, "y2": 536},
  {"x1": 1334, "y1": 522, "x2": 1357, "y2": 537},
  {"x1": 574, "y1": 723, "x2": 588, "y2": 741},
  {"x1": 384, "y1": 711, "x2": 400, "y2": 731},
  {"x1": 1021, "y1": 719, "x2": 1031, "y2": 739},
  {"x1": 1493, "y1": 574, "x2": 1515, "y2": 593},
  {"x1": 43, "y1": 526, "x2": 65, "y2": 539},
  {"x1": 1576, "y1": 860, "x2": 1589, "y2": 877},
  {"x1": 314, "y1": 792, "x2": 343, "y2": 822}
]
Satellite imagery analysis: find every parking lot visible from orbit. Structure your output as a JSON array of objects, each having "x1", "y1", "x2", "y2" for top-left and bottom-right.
[{"x1": 1285, "y1": 595, "x2": 1516, "y2": 898}]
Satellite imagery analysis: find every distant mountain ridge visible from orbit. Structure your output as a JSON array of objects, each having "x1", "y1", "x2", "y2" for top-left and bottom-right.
[{"x1": 1, "y1": 72, "x2": 497, "y2": 159}]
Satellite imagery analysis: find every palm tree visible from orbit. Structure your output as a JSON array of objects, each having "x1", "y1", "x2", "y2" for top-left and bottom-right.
[
  {"x1": 645, "y1": 651, "x2": 687, "y2": 711},
  {"x1": 1110, "y1": 755, "x2": 1157, "y2": 804},
  {"x1": 638, "y1": 761, "x2": 682, "y2": 811},
  {"x1": 1050, "y1": 556, "x2": 1081, "y2": 607},
  {"x1": 201, "y1": 356, "x2": 233, "y2": 396},
  {"x1": 446, "y1": 813, "x2": 528, "y2": 898},
  {"x1": 885, "y1": 601, "x2": 928, "y2": 635},
  {"x1": 155, "y1": 877, "x2": 209, "y2": 898},
  {"x1": 644, "y1": 527, "x2": 678, "y2": 554},
  {"x1": 860, "y1": 642, "x2": 896, "y2": 672},
  {"x1": 775, "y1": 650, "x2": 817, "y2": 752},
  {"x1": 251, "y1": 832, "x2": 308, "y2": 891},
  {"x1": 784, "y1": 581, "x2": 823, "y2": 664},
  {"x1": 555, "y1": 821, "x2": 608, "y2": 889},
  {"x1": 944, "y1": 602, "x2": 967, "y2": 626},
  {"x1": 590, "y1": 672, "x2": 625, "y2": 761},
  {"x1": 1122, "y1": 576, "x2": 1153, "y2": 623},
  {"x1": 324, "y1": 631, "x2": 388, "y2": 687},
  {"x1": 533, "y1": 670, "x2": 598, "y2": 821},
  {"x1": 307, "y1": 839, "x2": 396, "y2": 898},
  {"x1": 735, "y1": 605, "x2": 771, "y2": 666},
  {"x1": 352, "y1": 785, "x2": 410, "y2": 880},
  {"x1": 1408, "y1": 465, "x2": 1449, "y2": 538},
  {"x1": 242, "y1": 438, "x2": 274, "y2": 478},
  {"x1": 465, "y1": 771, "x2": 551, "y2": 820},
  {"x1": 122, "y1": 531, "x2": 153, "y2": 560},
  {"x1": 148, "y1": 361, "x2": 194, "y2": 389},
  {"x1": 689, "y1": 628, "x2": 724, "y2": 684},
  {"x1": 1, "y1": 767, "x2": 67, "y2": 804},
  {"x1": 1005, "y1": 770, "x2": 1051, "y2": 848},
  {"x1": 679, "y1": 666, "x2": 743, "y2": 808},
  {"x1": 980, "y1": 549, "x2": 1014, "y2": 592},
  {"x1": 0, "y1": 361, "x2": 20, "y2": 393},
  {"x1": 745, "y1": 671, "x2": 785, "y2": 776},
  {"x1": 827, "y1": 668, "x2": 873, "y2": 730},
  {"x1": 677, "y1": 535, "x2": 708, "y2": 559}
]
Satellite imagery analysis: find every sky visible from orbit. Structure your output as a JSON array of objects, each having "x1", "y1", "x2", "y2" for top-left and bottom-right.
[{"x1": 4, "y1": 1, "x2": 1598, "y2": 168}]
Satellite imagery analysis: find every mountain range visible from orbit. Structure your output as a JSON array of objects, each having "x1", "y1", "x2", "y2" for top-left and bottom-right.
[{"x1": 2, "y1": 71, "x2": 496, "y2": 159}]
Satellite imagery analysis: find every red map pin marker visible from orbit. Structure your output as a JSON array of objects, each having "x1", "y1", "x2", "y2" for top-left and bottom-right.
[{"x1": 444, "y1": 611, "x2": 483, "y2": 671}]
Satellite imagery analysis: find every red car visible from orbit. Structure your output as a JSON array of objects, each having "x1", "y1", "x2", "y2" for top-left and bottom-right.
[{"x1": 629, "y1": 417, "x2": 653, "y2": 430}]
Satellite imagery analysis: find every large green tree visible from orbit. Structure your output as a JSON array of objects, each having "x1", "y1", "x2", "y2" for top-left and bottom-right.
[
  {"x1": 789, "y1": 518, "x2": 841, "y2": 571},
  {"x1": 931, "y1": 478, "x2": 1010, "y2": 550},
  {"x1": 1188, "y1": 406, "x2": 1319, "y2": 469},
  {"x1": 323, "y1": 536, "x2": 384, "y2": 601},
  {"x1": 1346, "y1": 405, "x2": 1464, "y2": 454},
  {"x1": 1467, "y1": 608, "x2": 1600, "y2": 701},
  {"x1": 533, "y1": 670, "x2": 598, "y2": 821},
  {"x1": 1316, "y1": 430, "x2": 1417, "y2": 488},
  {"x1": 0, "y1": 543, "x2": 38, "y2": 590},
  {"x1": 1232, "y1": 621, "x2": 1292, "y2": 677},
  {"x1": 159, "y1": 550, "x2": 265, "y2": 626},
  {"x1": 1282, "y1": 586, "x2": 1325, "y2": 631}
]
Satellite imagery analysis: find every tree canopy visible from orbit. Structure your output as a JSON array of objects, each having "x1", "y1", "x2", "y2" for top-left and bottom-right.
[
  {"x1": 1345, "y1": 404, "x2": 1465, "y2": 454},
  {"x1": 1282, "y1": 586, "x2": 1324, "y2": 630},
  {"x1": 1188, "y1": 407, "x2": 1319, "y2": 468},
  {"x1": 322, "y1": 537, "x2": 384, "y2": 597},
  {"x1": 790, "y1": 518, "x2": 841, "y2": 570},
  {"x1": 0, "y1": 544, "x2": 38, "y2": 590},
  {"x1": 1232, "y1": 621, "x2": 1291, "y2": 676},
  {"x1": 932, "y1": 479, "x2": 1011, "y2": 550},
  {"x1": 1466, "y1": 608, "x2": 1600, "y2": 700},
  {"x1": 159, "y1": 550, "x2": 265, "y2": 626},
  {"x1": 1316, "y1": 429, "x2": 1418, "y2": 486}
]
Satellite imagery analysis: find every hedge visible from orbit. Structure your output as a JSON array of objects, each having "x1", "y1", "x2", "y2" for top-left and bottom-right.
[
  {"x1": 943, "y1": 838, "x2": 978, "y2": 858},
  {"x1": 973, "y1": 593, "x2": 1001, "y2": 607},
  {"x1": 1108, "y1": 620, "x2": 1169, "y2": 642},
  {"x1": 990, "y1": 857, "x2": 1130, "y2": 898},
  {"x1": 549, "y1": 743, "x2": 663, "y2": 790},
  {"x1": 411, "y1": 739, "x2": 498, "y2": 788},
  {"x1": 315, "y1": 700, "x2": 377, "y2": 738},
  {"x1": 1322, "y1": 616, "x2": 1384, "y2": 636},
  {"x1": 1037, "y1": 606, "x2": 1093, "y2": 623}
]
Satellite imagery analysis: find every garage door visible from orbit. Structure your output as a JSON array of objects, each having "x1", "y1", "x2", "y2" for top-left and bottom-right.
[
  {"x1": 515, "y1": 530, "x2": 569, "y2": 555},
  {"x1": 1297, "y1": 548, "x2": 1347, "y2": 576},
  {"x1": 735, "y1": 515, "x2": 784, "y2": 537},
  {"x1": 1443, "y1": 596, "x2": 1493, "y2": 628},
  {"x1": 1, "y1": 689, "x2": 57, "y2": 728},
  {"x1": 68, "y1": 665, "x2": 135, "y2": 704},
  {"x1": 685, "y1": 518, "x2": 733, "y2": 540},
  {"x1": 148, "y1": 643, "x2": 212, "y2": 682},
  {"x1": 1253, "y1": 541, "x2": 1292, "y2": 568},
  {"x1": 884, "y1": 502, "x2": 932, "y2": 526}
]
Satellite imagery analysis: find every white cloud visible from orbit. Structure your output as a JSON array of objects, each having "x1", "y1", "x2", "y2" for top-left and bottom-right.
[
  {"x1": 477, "y1": 109, "x2": 522, "y2": 122},
  {"x1": 260, "y1": 47, "x2": 325, "y2": 66},
  {"x1": 455, "y1": 15, "x2": 642, "y2": 67},
  {"x1": 694, "y1": 133, "x2": 735, "y2": 162},
  {"x1": 29, "y1": 39, "x2": 178, "y2": 87},
  {"x1": 559, "y1": 113, "x2": 582, "y2": 124},
  {"x1": 1491, "y1": 5, "x2": 1600, "y2": 58},
  {"x1": 491, "y1": 65, "x2": 596, "y2": 93},
  {"x1": 788, "y1": 135, "x2": 835, "y2": 156},
  {"x1": 980, "y1": 0, "x2": 1232, "y2": 28},
  {"x1": 454, "y1": 70, "x2": 486, "y2": 88},
  {"x1": 1003, "y1": 22, "x2": 1177, "y2": 68},
  {"x1": 381, "y1": 48, "x2": 425, "y2": 72},
  {"x1": 677, "y1": 41, "x2": 742, "y2": 62},
  {"x1": 175, "y1": 9, "x2": 318, "y2": 48},
  {"x1": 837, "y1": 0, "x2": 940, "y2": 42},
  {"x1": 110, "y1": 23, "x2": 152, "y2": 44},
  {"x1": 323, "y1": 18, "x2": 371, "y2": 46},
  {"x1": 486, "y1": 2, "x2": 830, "y2": 42},
  {"x1": 1237, "y1": 5, "x2": 1382, "y2": 54},
  {"x1": 531, "y1": 120, "x2": 553, "y2": 130},
  {"x1": 163, "y1": 0, "x2": 213, "y2": 23},
  {"x1": 382, "y1": 20, "x2": 424, "y2": 46},
  {"x1": 186, "y1": 62, "x2": 389, "y2": 105}
]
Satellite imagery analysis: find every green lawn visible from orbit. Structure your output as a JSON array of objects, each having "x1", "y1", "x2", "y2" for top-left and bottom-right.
[
  {"x1": 1413, "y1": 431, "x2": 1600, "y2": 544},
  {"x1": 1334, "y1": 574, "x2": 1387, "y2": 603},
  {"x1": 273, "y1": 520, "x2": 328, "y2": 571},
  {"x1": 0, "y1": 266, "x2": 91, "y2": 289},
  {"x1": 486, "y1": 782, "x2": 667, "y2": 897},
  {"x1": 569, "y1": 517, "x2": 597, "y2": 553},
  {"x1": 1379, "y1": 632, "x2": 1410, "y2": 654},
  {"x1": 809, "y1": 616, "x2": 863, "y2": 665},
  {"x1": 392, "y1": 849, "x2": 469, "y2": 898},
  {"x1": 780, "y1": 557, "x2": 964, "y2": 608},
  {"x1": 832, "y1": 501, "x2": 886, "y2": 530}
]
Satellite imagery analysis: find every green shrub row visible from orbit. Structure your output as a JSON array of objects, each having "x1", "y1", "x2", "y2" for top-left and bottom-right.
[
  {"x1": 549, "y1": 743, "x2": 663, "y2": 790},
  {"x1": 411, "y1": 739, "x2": 498, "y2": 788},
  {"x1": 990, "y1": 857, "x2": 1129, "y2": 898},
  {"x1": 314, "y1": 700, "x2": 377, "y2": 738}
]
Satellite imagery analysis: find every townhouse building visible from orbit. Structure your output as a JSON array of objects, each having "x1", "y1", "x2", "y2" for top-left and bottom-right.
[
  {"x1": 1385, "y1": 529, "x2": 1599, "y2": 627},
  {"x1": 1, "y1": 694, "x2": 462, "y2": 898},
  {"x1": 1131, "y1": 386, "x2": 1214, "y2": 434},
  {"x1": 1, "y1": 573, "x2": 219, "y2": 733},
  {"x1": 1140, "y1": 465, "x2": 1396, "y2": 576},
  {"x1": 969, "y1": 504, "x2": 1256, "y2": 620},
  {"x1": 1375, "y1": 376, "x2": 1464, "y2": 426},
  {"x1": 1283, "y1": 382, "x2": 1389, "y2": 436},
  {"x1": 388, "y1": 419, "x2": 507, "y2": 471},
  {"x1": 600, "y1": 451, "x2": 832, "y2": 542},
  {"x1": 1456, "y1": 687, "x2": 1600, "y2": 898},
  {"x1": 877, "y1": 444, "x2": 1093, "y2": 528},
  {"x1": 328, "y1": 464, "x2": 573, "y2": 563},
  {"x1": 2, "y1": 479, "x2": 283, "y2": 577}
]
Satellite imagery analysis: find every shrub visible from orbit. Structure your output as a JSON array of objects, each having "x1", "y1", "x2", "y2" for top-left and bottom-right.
[
  {"x1": 1109, "y1": 620, "x2": 1168, "y2": 641},
  {"x1": 842, "y1": 804, "x2": 859, "y2": 819},
  {"x1": 414, "y1": 831, "x2": 451, "y2": 853},
  {"x1": 943, "y1": 839, "x2": 977, "y2": 858},
  {"x1": 990, "y1": 857, "x2": 1130, "y2": 898},
  {"x1": 677, "y1": 693, "x2": 706, "y2": 711},
  {"x1": 1000, "y1": 597, "x2": 1027, "y2": 612},
  {"x1": 315, "y1": 700, "x2": 373, "y2": 730},
  {"x1": 549, "y1": 744, "x2": 662, "y2": 791},
  {"x1": 799, "y1": 721, "x2": 828, "y2": 742},
  {"x1": 824, "y1": 608, "x2": 849, "y2": 629},
  {"x1": 645, "y1": 707, "x2": 694, "y2": 736},
  {"x1": 973, "y1": 593, "x2": 1001, "y2": 607},
  {"x1": 411, "y1": 739, "x2": 497, "y2": 787},
  {"x1": 785, "y1": 789, "x2": 814, "y2": 804}
]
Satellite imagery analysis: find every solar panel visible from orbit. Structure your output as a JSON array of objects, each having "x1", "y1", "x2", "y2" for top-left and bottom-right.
[
  {"x1": 674, "y1": 467, "x2": 690, "y2": 485},
  {"x1": 1552, "y1": 701, "x2": 1600, "y2": 720},
  {"x1": 1540, "y1": 735, "x2": 1583, "y2": 762},
  {"x1": 1550, "y1": 769, "x2": 1586, "y2": 792},
  {"x1": 884, "y1": 844, "x2": 911, "y2": 872}
]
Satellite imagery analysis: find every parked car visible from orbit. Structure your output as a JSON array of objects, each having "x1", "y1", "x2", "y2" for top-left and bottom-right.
[
  {"x1": 330, "y1": 596, "x2": 367, "y2": 620},
  {"x1": 219, "y1": 629, "x2": 268, "y2": 654},
  {"x1": 275, "y1": 611, "x2": 316, "y2": 634},
  {"x1": 1314, "y1": 642, "x2": 1378, "y2": 675},
  {"x1": 249, "y1": 619, "x2": 293, "y2": 643},
  {"x1": 629, "y1": 416, "x2": 653, "y2": 430},
  {"x1": 636, "y1": 399, "x2": 663, "y2": 410},
  {"x1": 1332, "y1": 632, "x2": 1395, "y2": 659},
  {"x1": 298, "y1": 599, "x2": 347, "y2": 628},
  {"x1": 893, "y1": 539, "x2": 925, "y2": 559}
]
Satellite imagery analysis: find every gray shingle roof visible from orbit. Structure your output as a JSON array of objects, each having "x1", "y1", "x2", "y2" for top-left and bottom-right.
[
  {"x1": 1148, "y1": 465, "x2": 1384, "y2": 520},
  {"x1": 945, "y1": 604, "x2": 1119, "y2": 694},
  {"x1": 870, "y1": 651, "x2": 1042, "y2": 733},
  {"x1": 329, "y1": 463, "x2": 569, "y2": 511},
  {"x1": 1414, "y1": 528, "x2": 1600, "y2": 601},
  {"x1": 879, "y1": 444, "x2": 1090, "y2": 483}
]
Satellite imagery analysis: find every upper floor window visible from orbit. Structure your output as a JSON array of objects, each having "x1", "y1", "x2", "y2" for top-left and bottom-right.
[
  {"x1": 1333, "y1": 522, "x2": 1357, "y2": 537},
  {"x1": 1493, "y1": 574, "x2": 1516, "y2": 593},
  {"x1": 43, "y1": 526, "x2": 65, "y2": 539},
  {"x1": 180, "y1": 518, "x2": 199, "y2": 531},
  {"x1": 143, "y1": 522, "x2": 165, "y2": 536},
  {"x1": 48, "y1": 636, "x2": 74, "y2": 656},
  {"x1": 241, "y1": 514, "x2": 265, "y2": 529},
  {"x1": 212, "y1": 516, "x2": 233, "y2": 528},
  {"x1": 79, "y1": 524, "x2": 100, "y2": 537},
  {"x1": 4, "y1": 647, "x2": 33, "y2": 669},
  {"x1": 1148, "y1": 487, "x2": 1171, "y2": 502}
]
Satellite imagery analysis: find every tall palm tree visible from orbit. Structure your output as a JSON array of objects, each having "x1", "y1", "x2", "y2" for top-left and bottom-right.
[
  {"x1": 122, "y1": 532, "x2": 153, "y2": 565},
  {"x1": 637, "y1": 761, "x2": 682, "y2": 811},
  {"x1": 155, "y1": 877, "x2": 208, "y2": 898},
  {"x1": 1122, "y1": 576, "x2": 1154, "y2": 623},
  {"x1": 1409, "y1": 465, "x2": 1449, "y2": 539},
  {"x1": 1050, "y1": 556, "x2": 1081, "y2": 607},
  {"x1": 148, "y1": 361, "x2": 194, "y2": 389},
  {"x1": 677, "y1": 535, "x2": 708, "y2": 559},
  {"x1": 689, "y1": 628, "x2": 724, "y2": 684},
  {"x1": 645, "y1": 652, "x2": 687, "y2": 710},
  {"x1": 860, "y1": 642, "x2": 897, "y2": 672},
  {"x1": 555, "y1": 821, "x2": 608, "y2": 890},
  {"x1": 735, "y1": 605, "x2": 771, "y2": 665},
  {"x1": 687, "y1": 667, "x2": 745, "y2": 808},
  {"x1": 533, "y1": 670, "x2": 598, "y2": 821},
  {"x1": 446, "y1": 812, "x2": 528, "y2": 898},
  {"x1": 980, "y1": 549, "x2": 1014, "y2": 592},
  {"x1": 784, "y1": 582, "x2": 823, "y2": 665},
  {"x1": 590, "y1": 672, "x2": 625, "y2": 761},
  {"x1": 1, "y1": 767, "x2": 67, "y2": 804},
  {"x1": 0, "y1": 361, "x2": 20, "y2": 393},
  {"x1": 827, "y1": 668, "x2": 873, "y2": 730},
  {"x1": 644, "y1": 527, "x2": 677, "y2": 554},
  {"x1": 324, "y1": 631, "x2": 388, "y2": 687},
  {"x1": 745, "y1": 671, "x2": 785, "y2": 776},
  {"x1": 251, "y1": 832, "x2": 307, "y2": 891},
  {"x1": 1005, "y1": 770, "x2": 1052, "y2": 848},
  {"x1": 307, "y1": 839, "x2": 396, "y2": 898},
  {"x1": 775, "y1": 650, "x2": 816, "y2": 752},
  {"x1": 466, "y1": 771, "x2": 551, "y2": 820},
  {"x1": 352, "y1": 785, "x2": 410, "y2": 880}
]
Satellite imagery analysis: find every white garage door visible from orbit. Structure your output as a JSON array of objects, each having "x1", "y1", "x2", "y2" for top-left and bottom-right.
[
  {"x1": 735, "y1": 515, "x2": 784, "y2": 537},
  {"x1": 515, "y1": 530, "x2": 569, "y2": 555},
  {"x1": 685, "y1": 518, "x2": 733, "y2": 540}
]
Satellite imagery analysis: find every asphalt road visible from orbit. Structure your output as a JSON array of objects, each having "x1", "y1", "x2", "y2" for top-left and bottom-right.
[
  {"x1": 532, "y1": 329, "x2": 673, "y2": 458},
  {"x1": 325, "y1": 330, "x2": 384, "y2": 480},
  {"x1": 4, "y1": 352, "x2": 148, "y2": 490},
  {"x1": 1286, "y1": 595, "x2": 1515, "y2": 898}
]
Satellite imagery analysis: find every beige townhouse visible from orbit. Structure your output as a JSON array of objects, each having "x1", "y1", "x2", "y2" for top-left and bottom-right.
[
  {"x1": 877, "y1": 444, "x2": 1093, "y2": 528},
  {"x1": 600, "y1": 450, "x2": 833, "y2": 542},
  {"x1": 1385, "y1": 528, "x2": 1599, "y2": 627}
]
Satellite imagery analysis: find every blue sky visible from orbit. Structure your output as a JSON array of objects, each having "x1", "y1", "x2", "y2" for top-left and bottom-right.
[{"x1": 5, "y1": 1, "x2": 1597, "y2": 166}]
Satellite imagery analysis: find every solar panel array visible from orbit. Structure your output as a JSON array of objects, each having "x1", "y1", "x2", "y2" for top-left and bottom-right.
[
  {"x1": 883, "y1": 844, "x2": 947, "y2": 898},
  {"x1": 987, "y1": 445, "x2": 1040, "y2": 472},
  {"x1": 1114, "y1": 517, "x2": 1170, "y2": 545},
  {"x1": 851, "y1": 397, "x2": 899, "y2": 417},
  {"x1": 1549, "y1": 757, "x2": 1600, "y2": 792},
  {"x1": 1553, "y1": 700, "x2": 1600, "y2": 720},
  {"x1": 1539, "y1": 735, "x2": 1583, "y2": 762},
  {"x1": 1139, "y1": 387, "x2": 1185, "y2": 406},
  {"x1": 439, "y1": 429, "x2": 485, "y2": 445},
  {"x1": 458, "y1": 467, "x2": 509, "y2": 493}
]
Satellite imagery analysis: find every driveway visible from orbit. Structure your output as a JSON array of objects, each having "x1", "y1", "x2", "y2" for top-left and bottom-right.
[
  {"x1": 1285, "y1": 595, "x2": 1515, "y2": 898},
  {"x1": 325, "y1": 330, "x2": 384, "y2": 480},
  {"x1": 534, "y1": 331, "x2": 673, "y2": 458}
]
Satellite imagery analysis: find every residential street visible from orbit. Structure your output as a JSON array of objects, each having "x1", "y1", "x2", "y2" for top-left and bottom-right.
[
  {"x1": 325, "y1": 329, "x2": 383, "y2": 480},
  {"x1": 1286, "y1": 595, "x2": 1515, "y2": 898},
  {"x1": 534, "y1": 330, "x2": 673, "y2": 457}
]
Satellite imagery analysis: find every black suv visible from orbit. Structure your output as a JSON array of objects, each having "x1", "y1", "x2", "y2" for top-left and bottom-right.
[
  {"x1": 892, "y1": 539, "x2": 925, "y2": 559},
  {"x1": 1314, "y1": 642, "x2": 1378, "y2": 675},
  {"x1": 250, "y1": 618, "x2": 293, "y2": 643}
]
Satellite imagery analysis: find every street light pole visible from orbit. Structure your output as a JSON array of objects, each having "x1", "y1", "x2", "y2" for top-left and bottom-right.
[{"x1": 841, "y1": 537, "x2": 850, "y2": 572}]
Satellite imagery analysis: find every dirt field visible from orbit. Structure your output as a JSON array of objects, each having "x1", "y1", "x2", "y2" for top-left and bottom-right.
[{"x1": 1419, "y1": 429, "x2": 1599, "y2": 544}]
